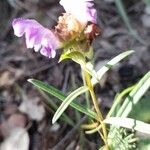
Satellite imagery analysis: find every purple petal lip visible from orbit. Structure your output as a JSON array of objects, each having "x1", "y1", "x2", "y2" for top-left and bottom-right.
[
  {"x1": 12, "y1": 18, "x2": 59, "y2": 58},
  {"x1": 59, "y1": 0, "x2": 97, "y2": 24}
]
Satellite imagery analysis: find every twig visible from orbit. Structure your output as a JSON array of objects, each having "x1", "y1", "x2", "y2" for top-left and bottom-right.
[{"x1": 51, "y1": 116, "x2": 87, "y2": 150}]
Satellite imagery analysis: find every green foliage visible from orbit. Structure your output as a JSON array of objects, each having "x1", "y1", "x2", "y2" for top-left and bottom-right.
[
  {"x1": 138, "y1": 138, "x2": 150, "y2": 150},
  {"x1": 107, "y1": 85, "x2": 135, "y2": 117},
  {"x1": 28, "y1": 50, "x2": 150, "y2": 149},
  {"x1": 52, "y1": 86, "x2": 89, "y2": 124},
  {"x1": 108, "y1": 128, "x2": 137, "y2": 150},
  {"x1": 91, "y1": 50, "x2": 134, "y2": 85},
  {"x1": 28, "y1": 79, "x2": 97, "y2": 120},
  {"x1": 129, "y1": 96, "x2": 150, "y2": 122},
  {"x1": 39, "y1": 91, "x2": 75, "y2": 126},
  {"x1": 107, "y1": 71, "x2": 150, "y2": 149},
  {"x1": 116, "y1": 71, "x2": 150, "y2": 117},
  {"x1": 104, "y1": 117, "x2": 150, "y2": 135},
  {"x1": 59, "y1": 51, "x2": 85, "y2": 65},
  {"x1": 144, "y1": 0, "x2": 150, "y2": 6}
]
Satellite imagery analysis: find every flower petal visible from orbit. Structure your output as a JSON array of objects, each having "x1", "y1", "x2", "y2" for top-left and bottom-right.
[
  {"x1": 25, "y1": 27, "x2": 42, "y2": 49},
  {"x1": 34, "y1": 44, "x2": 41, "y2": 52},
  {"x1": 40, "y1": 47, "x2": 56, "y2": 58},
  {"x1": 12, "y1": 18, "x2": 59, "y2": 58},
  {"x1": 12, "y1": 18, "x2": 26, "y2": 37},
  {"x1": 12, "y1": 18, "x2": 42, "y2": 37},
  {"x1": 59, "y1": 0, "x2": 97, "y2": 24}
]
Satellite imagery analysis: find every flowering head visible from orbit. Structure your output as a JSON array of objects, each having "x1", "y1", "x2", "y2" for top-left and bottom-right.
[
  {"x1": 12, "y1": 18, "x2": 59, "y2": 58},
  {"x1": 55, "y1": 13, "x2": 84, "y2": 42},
  {"x1": 57, "y1": 0, "x2": 100, "y2": 53},
  {"x1": 12, "y1": 0, "x2": 99, "y2": 59}
]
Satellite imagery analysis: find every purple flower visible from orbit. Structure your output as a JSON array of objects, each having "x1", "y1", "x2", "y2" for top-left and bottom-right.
[
  {"x1": 12, "y1": 18, "x2": 59, "y2": 58},
  {"x1": 59, "y1": 0, "x2": 97, "y2": 24}
]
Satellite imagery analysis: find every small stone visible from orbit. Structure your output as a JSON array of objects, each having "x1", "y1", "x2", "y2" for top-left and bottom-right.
[
  {"x1": 0, "y1": 128, "x2": 29, "y2": 150},
  {"x1": 19, "y1": 97, "x2": 45, "y2": 121}
]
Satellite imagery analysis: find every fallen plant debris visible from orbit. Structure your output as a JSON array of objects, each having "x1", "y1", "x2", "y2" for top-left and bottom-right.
[{"x1": 0, "y1": 0, "x2": 150, "y2": 149}]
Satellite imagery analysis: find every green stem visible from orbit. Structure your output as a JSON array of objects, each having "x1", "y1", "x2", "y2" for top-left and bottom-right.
[
  {"x1": 82, "y1": 70, "x2": 90, "y2": 109},
  {"x1": 83, "y1": 69, "x2": 109, "y2": 150},
  {"x1": 107, "y1": 85, "x2": 136, "y2": 118}
]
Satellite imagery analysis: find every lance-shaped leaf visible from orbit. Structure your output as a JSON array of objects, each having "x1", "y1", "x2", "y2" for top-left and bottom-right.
[
  {"x1": 52, "y1": 86, "x2": 89, "y2": 124},
  {"x1": 116, "y1": 71, "x2": 150, "y2": 117},
  {"x1": 28, "y1": 79, "x2": 97, "y2": 120},
  {"x1": 104, "y1": 117, "x2": 150, "y2": 135},
  {"x1": 91, "y1": 50, "x2": 134, "y2": 85}
]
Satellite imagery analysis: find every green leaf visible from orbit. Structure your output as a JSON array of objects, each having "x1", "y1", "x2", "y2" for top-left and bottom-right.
[
  {"x1": 144, "y1": 0, "x2": 150, "y2": 6},
  {"x1": 85, "y1": 62, "x2": 99, "y2": 82},
  {"x1": 28, "y1": 79, "x2": 97, "y2": 120},
  {"x1": 138, "y1": 138, "x2": 150, "y2": 150},
  {"x1": 39, "y1": 91, "x2": 75, "y2": 126},
  {"x1": 129, "y1": 97, "x2": 150, "y2": 122},
  {"x1": 108, "y1": 127, "x2": 137, "y2": 150},
  {"x1": 52, "y1": 86, "x2": 89, "y2": 124},
  {"x1": 107, "y1": 84, "x2": 135, "y2": 118},
  {"x1": 104, "y1": 117, "x2": 150, "y2": 135},
  {"x1": 59, "y1": 51, "x2": 85, "y2": 65},
  {"x1": 91, "y1": 50, "x2": 134, "y2": 85},
  {"x1": 85, "y1": 124, "x2": 101, "y2": 134},
  {"x1": 116, "y1": 71, "x2": 150, "y2": 117},
  {"x1": 84, "y1": 46, "x2": 94, "y2": 59}
]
